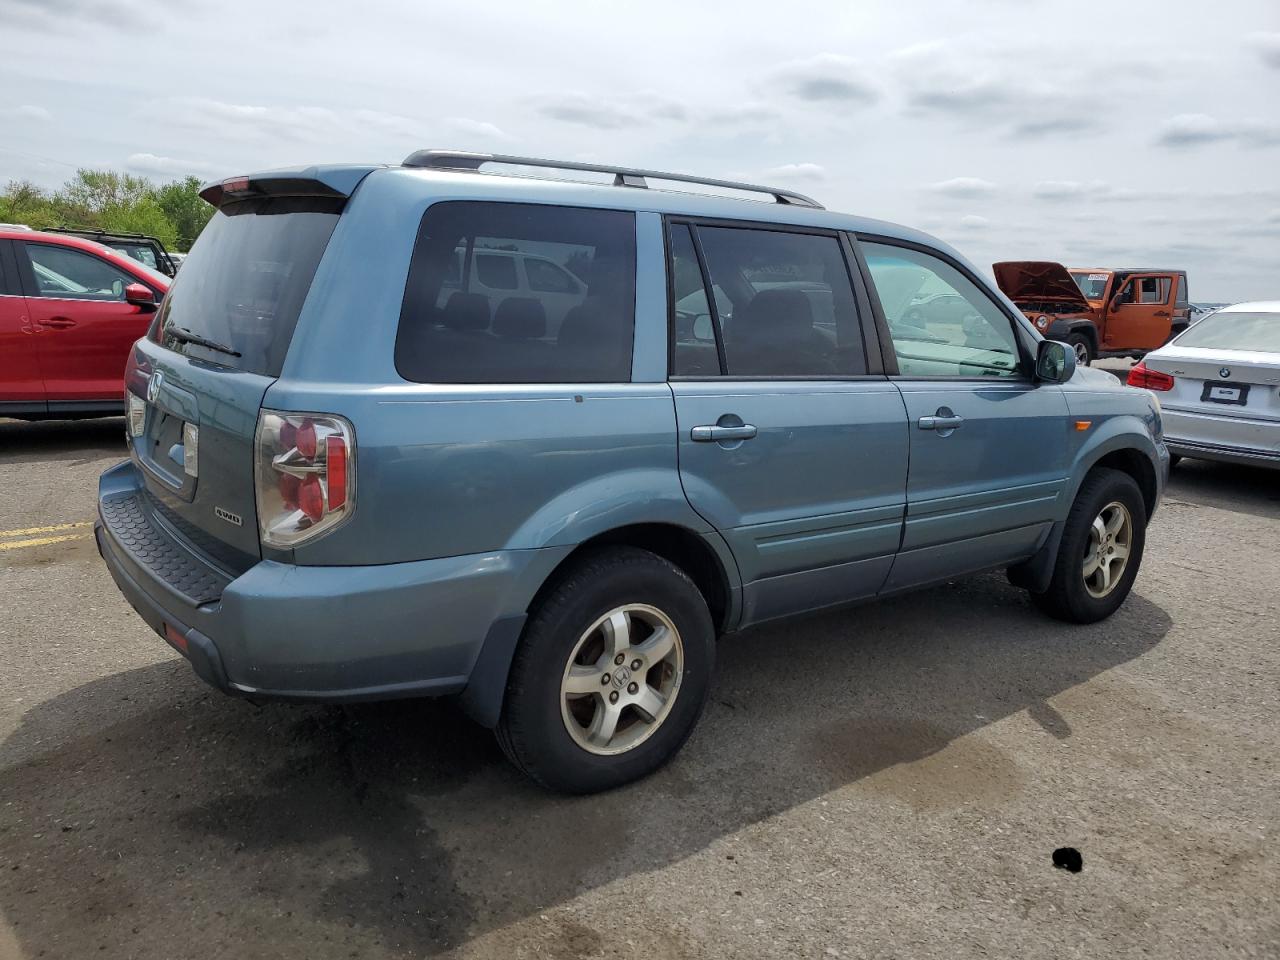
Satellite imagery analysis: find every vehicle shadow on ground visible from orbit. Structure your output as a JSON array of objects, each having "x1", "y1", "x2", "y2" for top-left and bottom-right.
[
  {"x1": 1165, "y1": 459, "x2": 1280, "y2": 521},
  {"x1": 0, "y1": 573, "x2": 1171, "y2": 959},
  {"x1": 0, "y1": 417, "x2": 126, "y2": 465}
]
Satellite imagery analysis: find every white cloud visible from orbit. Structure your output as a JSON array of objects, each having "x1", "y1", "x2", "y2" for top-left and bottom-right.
[
  {"x1": 125, "y1": 153, "x2": 220, "y2": 178},
  {"x1": 2, "y1": 104, "x2": 51, "y2": 121},
  {"x1": 958, "y1": 214, "x2": 990, "y2": 229},
  {"x1": 1250, "y1": 32, "x2": 1280, "y2": 69},
  {"x1": 763, "y1": 163, "x2": 826, "y2": 182},
  {"x1": 443, "y1": 118, "x2": 512, "y2": 142},
  {"x1": 769, "y1": 53, "x2": 879, "y2": 104},
  {"x1": 1032, "y1": 180, "x2": 1110, "y2": 200},
  {"x1": 927, "y1": 177, "x2": 997, "y2": 198},
  {"x1": 1156, "y1": 113, "x2": 1280, "y2": 148}
]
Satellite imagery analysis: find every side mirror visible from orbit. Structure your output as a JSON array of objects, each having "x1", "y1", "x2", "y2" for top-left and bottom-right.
[
  {"x1": 1109, "y1": 296, "x2": 1125, "y2": 313},
  {"x1": 1036, "y1": 339, "x2": 1076, "y2": 384},
  {"x1": 124, "y1": 283, "x2": 156, "y2": 309}
]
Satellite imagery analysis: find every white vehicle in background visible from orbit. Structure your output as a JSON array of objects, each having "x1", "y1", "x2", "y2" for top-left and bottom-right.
[
  {"x1": 1128, "y1": 301, "x2": 1280, "y2": 470},
  {"x1": 437, "y1": 246, "x2": 587, "y2": 340}
]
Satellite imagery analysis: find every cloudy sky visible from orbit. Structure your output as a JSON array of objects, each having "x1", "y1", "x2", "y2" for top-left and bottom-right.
[{"x1": 2, "y1": 0, "x2": 1277, "y2": 300}]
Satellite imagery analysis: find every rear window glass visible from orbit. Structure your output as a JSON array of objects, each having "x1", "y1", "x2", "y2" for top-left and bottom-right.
[
  {"x1": 156, "y1": 196, "x2": 341, "y2": 377},
  {"x1": 1176, "y1": 312, "x2": 1280, "y2": 352},
  {"x1": 396, "y1": 202, "x2": 635, "y2": 384}
]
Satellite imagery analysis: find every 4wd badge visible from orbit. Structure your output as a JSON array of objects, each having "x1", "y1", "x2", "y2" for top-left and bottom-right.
[{"x1": 215, "y1": 507, "x2": 243, "y2": 527}]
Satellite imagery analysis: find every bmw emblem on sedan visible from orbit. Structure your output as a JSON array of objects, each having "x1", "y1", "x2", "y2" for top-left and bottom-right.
[
  {"x1": 1219, "y1": 367, "x2": 1232, "y2": 379},
  {"x1": 147, "y1": 371, "x2": 164, "y2": 403}
]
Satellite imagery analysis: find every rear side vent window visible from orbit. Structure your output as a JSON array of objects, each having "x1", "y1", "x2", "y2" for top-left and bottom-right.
[{"x1": 395, "y1": 201, "x2": 636, "y2": 384}]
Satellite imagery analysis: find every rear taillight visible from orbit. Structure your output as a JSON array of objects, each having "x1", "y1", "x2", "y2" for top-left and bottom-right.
[
  {"x1": 254, "y1": 411, "x2": 355, "y2": 547},
  {"x1": 1127, "y1": 361, "x2": 1175, "y2": 391},
  {"x1": 127, "y1": 392, "x2": 146, "y2": 438}
]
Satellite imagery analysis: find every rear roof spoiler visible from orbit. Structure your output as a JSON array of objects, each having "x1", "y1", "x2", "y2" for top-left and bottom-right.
[{"x1": 198, "y1": 164, "x2": 381, "y2": 208}]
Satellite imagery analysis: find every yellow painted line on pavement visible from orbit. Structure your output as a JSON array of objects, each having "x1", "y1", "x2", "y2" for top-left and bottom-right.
[
  {"x1": 0, "y1": 521, "x2": 92, "y2": 539},
  {"x1": 0, "y1": 533, "x2": 90, "y2": 551}
]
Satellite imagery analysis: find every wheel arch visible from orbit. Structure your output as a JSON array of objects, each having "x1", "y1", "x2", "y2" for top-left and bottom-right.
[
  {"x1": 458, "y1": 520, "x2": 741, "y2": 729},
  {"x1": 1009, "y1": 427, "x2": 1160, "y2": 594},
  {"x1": 529, "y1": 522, "x2": 740, "y2": 635}
]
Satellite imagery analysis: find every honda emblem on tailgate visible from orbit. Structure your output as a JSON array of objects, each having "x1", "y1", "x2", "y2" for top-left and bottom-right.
[{"x1": 147, "y1": 371, "x2": 164, "y2": 403}]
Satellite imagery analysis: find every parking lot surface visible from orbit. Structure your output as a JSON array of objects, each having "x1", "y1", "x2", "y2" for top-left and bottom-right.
[{"x1": 1, "y1": 414, "x2": 1277, "y2": 960}]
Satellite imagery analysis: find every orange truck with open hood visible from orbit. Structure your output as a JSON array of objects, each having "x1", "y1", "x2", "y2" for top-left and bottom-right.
[{"x1": 993, "y1": 261, "x2": 1191, "y2": 366}]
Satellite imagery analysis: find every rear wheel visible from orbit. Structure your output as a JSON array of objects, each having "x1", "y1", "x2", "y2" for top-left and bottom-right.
[
  {"x1": 496, "y1": 547, "x2": 715, "y2": 793},
  {"x1": 1066, "y1": 332, "x2": 1094, "y2": 366},
  {"x1": 1031, "y1": 467, "x2": 1146, "y2": 623}
]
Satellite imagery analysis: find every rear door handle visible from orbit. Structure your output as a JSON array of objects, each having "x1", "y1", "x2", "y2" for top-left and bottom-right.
[
  {"x1": 36, "y1": 317, "x2": 76, "y2": 328},
  {"x1": 691, "y1": 424, "x2": 757, "y2": 442},
  {"x1": 1154, "y1": 310, "x2": 1170, "y2": 317}
]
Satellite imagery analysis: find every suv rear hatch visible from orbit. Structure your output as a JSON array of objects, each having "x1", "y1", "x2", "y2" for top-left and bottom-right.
[{"x1": 126, "y1": 169, "x2": 370, "y2": 573}]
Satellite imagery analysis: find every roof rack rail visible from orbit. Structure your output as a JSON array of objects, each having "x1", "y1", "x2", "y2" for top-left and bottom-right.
[{"x1": 401, "y1": 150, "x2": 824, "y2": 209}]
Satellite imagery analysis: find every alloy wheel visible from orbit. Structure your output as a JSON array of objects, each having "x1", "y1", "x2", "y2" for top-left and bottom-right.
[
  {"x1": 1083, "y1": 500, "x2": 1132, "y2": 598},
  {"x1": 559, "y1": 604, "x2": 684, "y2": 756}
]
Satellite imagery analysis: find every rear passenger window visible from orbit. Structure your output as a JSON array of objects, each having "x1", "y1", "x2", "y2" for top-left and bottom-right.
[
  {"x1": 669, "y1": 223, "x2": 865, "y2": 377},
  {"x1": 525, "y1": 257, "x2": 579, "y2": 294},
  {"x1": 1137, "y1": 277, "x2": 1170, "y2": 304},
  {"x1": 396, "y1": 202, "x2": 636, "y2": 384},
  {"x1": 475, "y1": 253, "x2": 517, "y2": 290}
]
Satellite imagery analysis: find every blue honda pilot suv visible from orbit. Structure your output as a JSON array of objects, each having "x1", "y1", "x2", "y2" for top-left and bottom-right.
[{"x1": 96, "y1": 151, "x2": 1168, "y2": 792}]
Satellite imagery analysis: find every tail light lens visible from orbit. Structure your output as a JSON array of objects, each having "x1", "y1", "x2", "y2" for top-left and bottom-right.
[
  {"x1": 127, "y1": 392, "x2": 146, "y2": 438},
  {"x1": 1127, "y1": 361, "x2": 1175, "y2": 391},
  {"x1": 254, "y1": 411, "x2": 355, "y2": 547}
]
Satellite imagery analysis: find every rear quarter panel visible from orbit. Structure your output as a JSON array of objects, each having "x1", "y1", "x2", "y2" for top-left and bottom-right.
[{"x1": 266, "y1": 170, "x2": 715, "y2": 569}]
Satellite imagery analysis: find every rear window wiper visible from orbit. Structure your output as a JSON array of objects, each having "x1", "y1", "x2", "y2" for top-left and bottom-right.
[{"x1": 166, "y1": 325, "x2": 242, "y2": 358}]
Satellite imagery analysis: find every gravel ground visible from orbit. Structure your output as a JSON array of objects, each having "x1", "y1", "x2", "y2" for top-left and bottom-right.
[{"x1": 1, "y1": 415, "x2": 1277, "y2": 960}]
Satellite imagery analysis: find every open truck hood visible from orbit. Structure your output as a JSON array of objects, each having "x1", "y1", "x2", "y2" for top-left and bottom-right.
[{"x1": 993, "y1": 261, "x2": 1092, "y2": 308}]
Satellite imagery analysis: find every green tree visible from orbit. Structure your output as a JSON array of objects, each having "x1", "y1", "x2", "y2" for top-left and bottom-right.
[
  {"x1": 0, "y1": 180, "x2": 59, "y2": 229},
  {"x1": 154, "y1": 176, "x2": 214, "y2": 250},
  {"x1": 56, "y1": 169, "x2": 155, "y2": 218},
  {"x1": 0, "y1": 168, "x2": 214, "y2": 252}
]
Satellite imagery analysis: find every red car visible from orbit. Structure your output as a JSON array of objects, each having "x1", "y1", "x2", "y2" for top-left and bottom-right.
[{"x1": 0, "y1": 227, "x2": 169, "y2": 419}]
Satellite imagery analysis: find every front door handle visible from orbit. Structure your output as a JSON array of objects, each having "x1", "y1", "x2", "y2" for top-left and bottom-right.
[
  {"x1": 691, "y1": 423, "x2": 757, "y2": 442},
  {"x1": 36, "y1": 316, "x2": 76, "y2": 328},
  {"x1": 1153, "y1": 310, "x2": 1170, "y2": 317},
  {"x1": 918, "y1": 406, "x2": 964, "y2": 434}
]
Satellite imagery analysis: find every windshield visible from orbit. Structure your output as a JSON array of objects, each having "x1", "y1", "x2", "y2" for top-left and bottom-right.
[
  {"x1": 110, "y1": 242, "x2": 159, "y2": 269},
  {"x1": 1175, "y1": 311, "x2": 1280, "y2": 352},
  {"x1": 157, "y1": 196, "x2": 341, "y2": 376},
  {"x1": 1070, "y1": 271, "x2": 1110, "y2": 300}
]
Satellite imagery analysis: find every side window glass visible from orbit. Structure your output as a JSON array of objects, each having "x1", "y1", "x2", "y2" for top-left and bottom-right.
[
  {"x1": 862, "y1": 241, "x2": 1021, "y2": 378},
  {"x1": 475, "y1": 253, "x2": 518, "y2": 290},
  {"x1": 669, "y1": 224, "x2": 721, "y2": 377},
  {"x1": 23, "y1": 243, "x2": 132, "y2": 300},
  {"x1": 525, "y1": 257, "x2": 579, "y2": 294},
  {"x1": 396, "y1": 202, "x2": 636, "y2": 384},
  {"x1": 694, "y1": 226, "x2": 865, "y2": 377},
  {"x1": 1137, "y1": 277, "x2": 1170, "y2": 304}
]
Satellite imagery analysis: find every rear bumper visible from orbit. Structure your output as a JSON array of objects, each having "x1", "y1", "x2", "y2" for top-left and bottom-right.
[
  {"x1": 96, "y1": 460, "x2": 562, "y2": 703},
  {"x1": 1163, "y1": 406, "x2": 1279, "y2": 469},
  {"x1": 1165, "y1": 438, "x2": 1280, "y2": 470}
]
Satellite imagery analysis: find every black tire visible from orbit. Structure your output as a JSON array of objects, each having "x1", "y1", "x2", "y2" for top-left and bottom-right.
[
  {"x1": 496, "y1": 547, "x2": 715, "y2": 793},
  {"x1": 1066, "y1": 332, "x2": 1094, "y2": 366},
  {"x1": 1031, "y1": 467, "x2": 1147, "y2": 624}
]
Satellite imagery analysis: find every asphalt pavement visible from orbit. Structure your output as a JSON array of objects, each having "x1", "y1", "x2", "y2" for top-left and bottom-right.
[{"x1": 1, "y1": 413, "x2": 1277, "y2": 960}]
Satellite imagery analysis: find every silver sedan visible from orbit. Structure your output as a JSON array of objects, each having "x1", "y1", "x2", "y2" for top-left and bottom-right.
[{"x1": 1128, "y1": 301, "x2": 1280, "y2": 470}]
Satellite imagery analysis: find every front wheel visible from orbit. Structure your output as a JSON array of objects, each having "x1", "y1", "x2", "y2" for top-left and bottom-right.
[
  {"x1": 1031, "y1": 467, "x2": 1147, "y2": 623},
  {"x1": 496, "y1": 547, "x2": 715, "y2": 793},
  {"x1": 1066, "y1": 333, "x2": 1094, "y2": 366}
]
